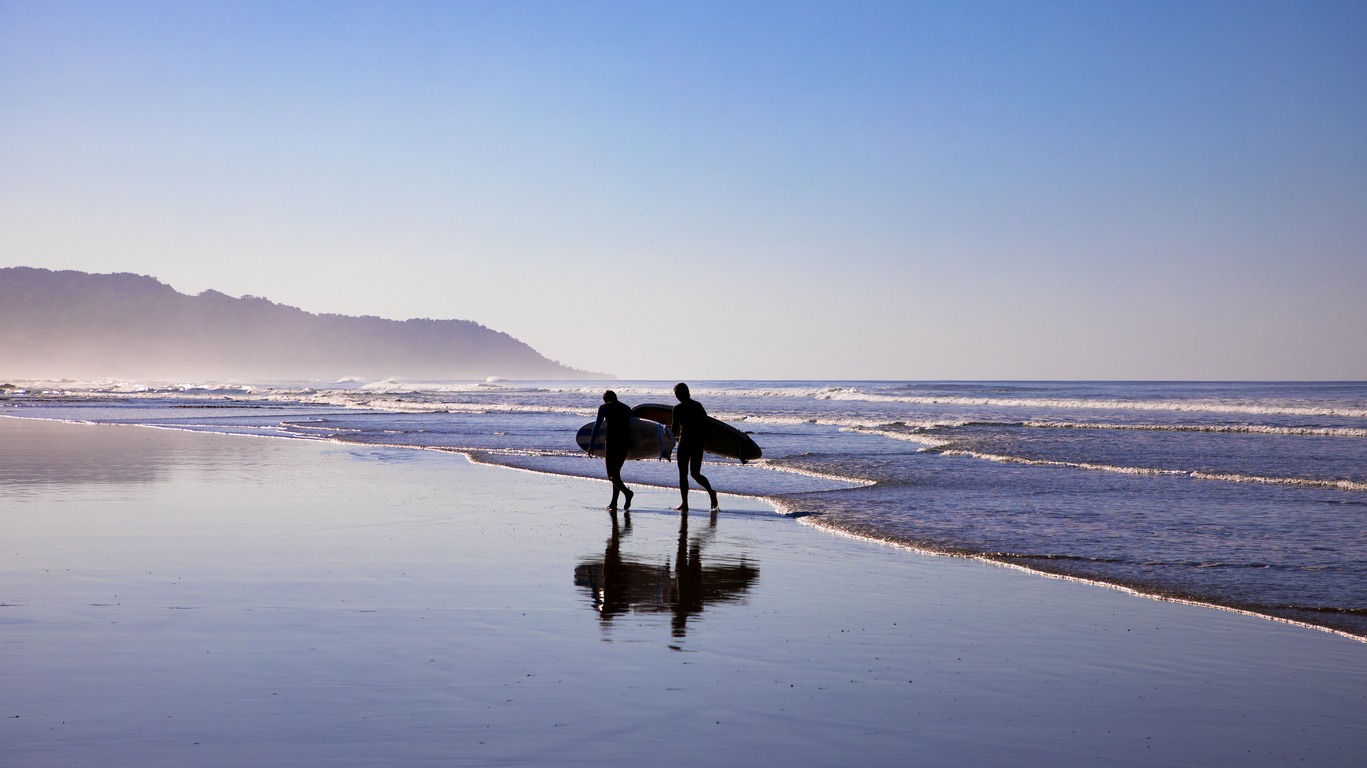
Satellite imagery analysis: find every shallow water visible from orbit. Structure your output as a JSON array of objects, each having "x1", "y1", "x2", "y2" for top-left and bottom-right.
[
  {"x1": 5, "y1": 379, "x2": 1365, "y2": 638},
  {"x1": 7, "y1": 416, "x2": 1365, "y2": 767}
]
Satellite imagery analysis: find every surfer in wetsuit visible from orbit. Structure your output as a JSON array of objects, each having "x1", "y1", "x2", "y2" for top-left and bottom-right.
[
  {"x1": 671, "y1": 382, "x2": 719, "y2": 513},
  {"x1": 588, "y1": 390, "x2": 634, "y2": 511}
]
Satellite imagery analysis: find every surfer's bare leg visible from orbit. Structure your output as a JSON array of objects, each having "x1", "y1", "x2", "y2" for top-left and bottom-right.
[
  {"x1": 686, "y1": 449, "x2": 718, "y2": 511},
  {"x1": 693, "y1": 470, "x2": 718, "y2": 511},
  {"x1": 607, "y1": 451, "x2": 630, "y2": 511},
  {"x1": 676, "y1": 456, "x2": 691, "y2": 511}
]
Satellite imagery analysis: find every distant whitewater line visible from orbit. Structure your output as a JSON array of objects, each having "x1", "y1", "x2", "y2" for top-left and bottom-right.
[
  {"x1": 935, "y1": 449, "x2": 1367, "y2": 492},
  {"x1": 536, "y1": 382, "x2": 1367, "y2": 420},
  {"x1": 812, "y1": 389, "x2": 1367, "y2": 419},
  {"x1": 1021, "y1": 420, "x2": 1367, "y2": 438},
  {"x1": 849, "y1": 418, "x2": 1367, "y2": 440},
  {"x1": 21, "y1": 380, "x2": 1361, "y2": 441}
]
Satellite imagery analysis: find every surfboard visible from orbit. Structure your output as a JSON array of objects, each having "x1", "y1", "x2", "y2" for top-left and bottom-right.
[
  {"x1": 576, "y1": 416, "x2": 674, "y2": 461},
  {"x1": 630, "y1": 403, "x2": 762, "y2": 463}
]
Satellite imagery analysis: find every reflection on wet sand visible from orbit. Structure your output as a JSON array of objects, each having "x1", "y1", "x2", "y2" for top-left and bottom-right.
[
  {"x1": 0, "y1": 417, "x2": 268, "y2": 489},
  {"x1": 574, "y1": 512, "x2": 759, "y2": 638}
]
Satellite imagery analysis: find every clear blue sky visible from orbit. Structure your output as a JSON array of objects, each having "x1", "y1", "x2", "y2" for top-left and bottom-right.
[{"x1": 3, "y1": 0, "x2": 1364, "y2": 380}]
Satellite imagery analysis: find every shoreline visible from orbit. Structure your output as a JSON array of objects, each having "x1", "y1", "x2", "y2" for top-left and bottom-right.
[
  {"x1": 463, "y1": 440, "x2": 1367, "y2": 645},
  {"x1": 7, "y1": 412, "x2": 1366, "y2": 643},
  {"x1": 795, "y1": 513, "x2": 1367, "y2": 645},
  {"x1": 775, "y1": 496, "x2": 1367, "y2": 644},
  {"x1": 4, "y1": 418, "x2": 1366, "y2": 765}
]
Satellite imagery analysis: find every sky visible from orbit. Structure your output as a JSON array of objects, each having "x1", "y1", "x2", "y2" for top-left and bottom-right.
[{"x1": 2, "y1": 0, "x2": 1364, "y2": 380}]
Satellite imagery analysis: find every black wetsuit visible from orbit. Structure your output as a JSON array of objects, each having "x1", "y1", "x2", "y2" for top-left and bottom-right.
[
  {"x1": 671, "y1": 398, "x2": 708, "y2": 465},
  {"x1": 591, "y1": 399, "x2": 633, "y2": 507},
  {"x1": 672, "y1": 397, "x2": 717, "y2": 509},
  {"x1": 593, "y1": 400, "x2": 633, "y2": 459}
]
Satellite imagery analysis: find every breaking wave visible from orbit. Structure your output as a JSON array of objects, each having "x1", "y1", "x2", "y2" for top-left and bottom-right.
[
  {"x1": 812, "y1": 389, "x2": 1367, "y2": 419},
  {"x1": 934, "y1": 448, "x2": 1367, "y2": 491},
  {"x1": 1020, "y1": 420, "x2": 1367, "y2": 438}
]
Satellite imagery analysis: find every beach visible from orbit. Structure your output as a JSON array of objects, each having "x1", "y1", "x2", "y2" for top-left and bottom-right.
[{"x1": 3, "y1": 417, "x2": 1365, "y2": 766}]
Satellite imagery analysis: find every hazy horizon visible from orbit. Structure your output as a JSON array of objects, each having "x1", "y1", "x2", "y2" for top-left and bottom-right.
[{"x1": 3, "y1": 2, "x2": 1364, "y2": 380}]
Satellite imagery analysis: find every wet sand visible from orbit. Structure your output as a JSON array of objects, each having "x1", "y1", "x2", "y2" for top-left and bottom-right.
[{"x1": 2, "y1": 418, "x2": 1364, "y2": 766}]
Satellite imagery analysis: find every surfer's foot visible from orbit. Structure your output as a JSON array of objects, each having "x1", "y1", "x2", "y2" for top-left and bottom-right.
[
  {"x1": 623, "y1": 489, "x2": 634, "y2": 511},
  {"x1": 709, "y1": 494, "x2": 719, "y2": 511},
  {"x1": 675, "y1": 504, "x2": 689, "y2": 512},
  {"x1": 607, "y1": 503, "x2": 618, "y2": 512}
]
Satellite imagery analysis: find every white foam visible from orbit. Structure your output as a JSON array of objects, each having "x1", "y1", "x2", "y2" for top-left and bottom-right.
[
  {"x1": 815, "y1": 391, "x2": 1367, "y2": 419},
  {"x1": 937, "y1": 449, "x2": 1367, "y2": 491},
  {"x1": 299, "y1": 394, "x2": 594, "y2": 418},
  {"x1": 543, "y1": 383, "x2": 1367, "y2": 420},
  {"x1": 746, "y1": 459, "x2": 876, "y2": 490},
  {"x1": 357, "y1": 379, "x2": 496, "y2": 394},
  {"x1": 1022, "y1": 421, "x2": 1367, "y2": 438}
]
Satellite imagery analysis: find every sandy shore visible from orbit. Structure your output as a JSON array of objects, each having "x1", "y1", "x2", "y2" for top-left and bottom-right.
[{"x1": 2, "y1": 417, "x2": 1364, "y2": 766}]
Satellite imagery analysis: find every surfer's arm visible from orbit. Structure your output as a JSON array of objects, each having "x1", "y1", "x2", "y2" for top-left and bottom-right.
[{"x1": 588, "y1": 414, "x2": 603, "y2": 455}]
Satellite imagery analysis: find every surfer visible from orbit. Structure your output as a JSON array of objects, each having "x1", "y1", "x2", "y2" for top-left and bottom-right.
[
  {"x1": 588, "y1": 390, "x2": 634, "y2": 511},
  {"x1": 671, "y1": 382, "x2": 719, "y2": 513}
]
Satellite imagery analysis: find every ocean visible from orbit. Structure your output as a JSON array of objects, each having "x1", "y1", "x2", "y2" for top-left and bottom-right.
[{"x1": 4, "y1": 379, "x2": 1364, "y2": 640}]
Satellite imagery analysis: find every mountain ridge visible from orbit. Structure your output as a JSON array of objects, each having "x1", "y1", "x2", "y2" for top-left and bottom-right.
[{"x1": 0, "y1": 267, "x2": 605, "y2": 381}]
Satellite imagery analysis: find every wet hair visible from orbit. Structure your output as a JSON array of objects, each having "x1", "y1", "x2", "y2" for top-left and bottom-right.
[
  {"x1": 603, "y1": 390, "x2": 618, "y2": 403},
  {"x1": 674, "y1": 382, "x2": 690, "y2": 399}
]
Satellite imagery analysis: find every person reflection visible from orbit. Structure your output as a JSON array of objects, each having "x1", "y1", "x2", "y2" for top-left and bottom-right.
[
  {"x1": 671, "y1": 512, "x2": 704, "y2": 637},
  {"x1": 573, "y1": 511, "x2": 759, "y2": 638},
  {"x1": 597, "y1": 510, "x2": 634, "y2": 620}
]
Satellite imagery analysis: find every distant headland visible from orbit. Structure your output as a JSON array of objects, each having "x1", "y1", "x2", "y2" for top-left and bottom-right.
[{"x1": 0, "y1": 267, "x2": 606, "y2": 381}]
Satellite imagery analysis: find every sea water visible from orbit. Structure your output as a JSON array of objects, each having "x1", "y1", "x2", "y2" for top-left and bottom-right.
[{"x1": 4, "y1": 379, "x2": 1365, "y2": 639}]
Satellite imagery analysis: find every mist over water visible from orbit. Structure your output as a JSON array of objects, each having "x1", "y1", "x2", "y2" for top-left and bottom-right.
[{"x1": 5, "y1": 379, "x2": 1365, "y2": 639}]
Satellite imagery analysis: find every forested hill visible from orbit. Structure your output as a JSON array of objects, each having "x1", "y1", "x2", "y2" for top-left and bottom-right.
[{"x1": 0, "y1": 267, "x2": 601, "y2": 381}]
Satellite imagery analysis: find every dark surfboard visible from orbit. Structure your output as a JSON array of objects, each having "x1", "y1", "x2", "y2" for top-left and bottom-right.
[
  {"x1": 576, "y1": 416, "x2": 674, "y2": 460},
  {"x1": 631, "y1": 403, "x2": 762, "y2": 463}
]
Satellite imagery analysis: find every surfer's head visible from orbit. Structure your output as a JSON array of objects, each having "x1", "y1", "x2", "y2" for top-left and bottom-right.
[
  {"x1": 602, "y1": 390, "x2": 618, "y2": 403},
  {"x1": 673, "y1": 382, "x2": 690, "y2": 401}
]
